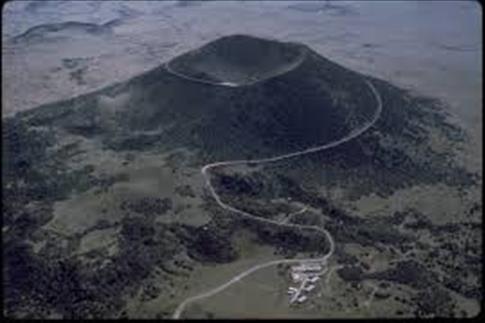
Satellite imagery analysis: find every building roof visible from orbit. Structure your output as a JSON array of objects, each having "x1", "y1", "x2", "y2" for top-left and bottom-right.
[
  {"x1": 304, "y1": 284, "x2": 315, "y2": 291},
  {"x1": 308, "y1": 276, "x2": 320, "y2": 283},
  {"x1": 297, "y1": 295, "x2": 308, "y2": 303}
]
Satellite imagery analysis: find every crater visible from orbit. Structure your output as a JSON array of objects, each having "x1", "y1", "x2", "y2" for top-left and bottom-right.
[{"x1": 166, "y1": 34, "x2": 308, "y2": 86}]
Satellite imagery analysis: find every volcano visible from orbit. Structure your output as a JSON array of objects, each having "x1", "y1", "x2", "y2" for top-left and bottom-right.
[
  {"x1": 3, "y1": 35, "x2": 480, "y2": 319},
  {"x1": 17, "y1": 35, "x2": 382, "y2": 160},
  {"x1": 6, "y1": 34, "x2": 474, "y2": 189}
]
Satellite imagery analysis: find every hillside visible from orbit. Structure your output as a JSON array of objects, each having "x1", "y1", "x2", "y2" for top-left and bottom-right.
[
  {"x1": 16, "y1": 35, "x2": 378, "y2": 159},
  {"x1": 3, "y1": 35, "x2": 481, "y2": 319}
]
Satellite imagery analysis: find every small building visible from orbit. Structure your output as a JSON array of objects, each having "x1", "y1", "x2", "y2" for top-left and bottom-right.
[
  {"x1": 292, "y1": 263, "x2": 323, "y2": 273},
  {"x1": 304, "y1": 284, "x2": 316, "y2": 292},
  {"x1": 308, "y1": 276, "x2": 320, "y2": 283},
  {"x1": 297, "y1": 295, "x2": 308, "y2": 303},
  {"x1": 291, "y1": 265, "x2": 306, "y2": 272},
  {"x1": 303, "y1": 264, "x2": 323, "y2": 272},
  {"x1": 287, "y1": 287, "x2": 297, "y2": 295},
  {"x1": 291, "y1": 272, "x2": 306, "y2": 283}
]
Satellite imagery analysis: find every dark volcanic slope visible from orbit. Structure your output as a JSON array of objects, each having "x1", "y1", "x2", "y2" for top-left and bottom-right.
[
  {"x1": 7, "y1": 34, "x2": 476, "y2": 192},
  {"x1": 17, "y1": 35, "x2": 378, "y2": 160}
]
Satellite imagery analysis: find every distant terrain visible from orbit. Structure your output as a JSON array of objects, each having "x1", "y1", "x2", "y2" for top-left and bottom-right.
[{"x1": 3, "y1": 33, "x2": 481, "y2": 319}]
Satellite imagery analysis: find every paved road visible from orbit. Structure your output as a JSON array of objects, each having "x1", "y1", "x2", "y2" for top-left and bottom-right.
[{"x1": 168, "y1": 64, "x2": 383, "y2": 319}]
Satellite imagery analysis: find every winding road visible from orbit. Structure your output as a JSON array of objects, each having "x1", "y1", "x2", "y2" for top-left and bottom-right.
[{"x1": 167, "y1": 61, "x2": 383, "y2": 319}]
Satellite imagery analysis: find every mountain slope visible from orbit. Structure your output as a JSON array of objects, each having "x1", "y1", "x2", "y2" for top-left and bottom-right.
[
  {"x1": 2, "y1": 35, "x2": 480, "y2": 319},
  {"x1": 19, "y1": 35, "x2": 379, "y2": 160}
]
